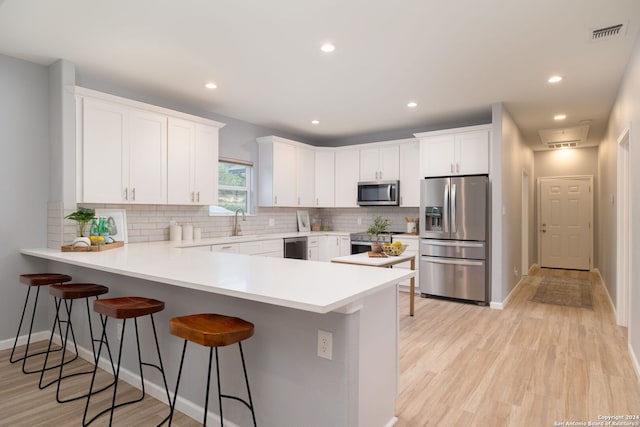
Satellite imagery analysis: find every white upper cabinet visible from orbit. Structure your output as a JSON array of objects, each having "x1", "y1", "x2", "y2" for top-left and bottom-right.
[
  {"x1": 296, "y1": 145, "x2": 316, "y2": 206},
  {"x1": 399, "y1": 141, "x2": 420, "y2": 207},
  {"x1": 77, "y1": 87, "x2": 224, "y2": 205},
  {"x1": 128, "y1": 110, "x2": 167, "y2": 204},
  {"x1": 257, "y1": 136, "x2": 315, "y2": 207},
  {"x1": 359, "y1": 145, "x2": 399, "y2": 181},
  {"x1": 167, "y1": 118, "x2": 219, "y2": 205},
  {"x1": 416, "y1": 125, "x2": 490, "y2": 177},
  {"x1": 81, "y1": 98, "x2": 167, "y2": 204},
  {"x1": 334, "y1": 148, "x2": 360, "y2": 207},
  {"x1": 81, "y1": 98, "x2": 128, "y2": 203},
  {"x1": 315, "y1": 149, "x2": 335, "y2": 207}
]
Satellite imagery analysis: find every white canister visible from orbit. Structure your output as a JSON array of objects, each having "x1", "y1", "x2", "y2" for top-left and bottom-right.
[
  {"x1": 406, "y1": 222, "x2": 417, "y2": 234},
  {"x1": 183, "y1": 224, "x2": 193, "y2": 242},
  {"x1": 170, "y1": 225, "x2": 182, "y2": 242},
  {"x1": 193, "y1": 227, "x2": 202, "y2": 240}
]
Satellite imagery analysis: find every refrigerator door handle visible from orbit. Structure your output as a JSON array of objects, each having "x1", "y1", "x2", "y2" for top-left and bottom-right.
[
  {"x1": 451, "y1": 183, "x2": 457, "y2": 233},
  {"x1": 443, "y1": 184, "x2": 450, "y2": 233},
  {"x1": 421, "y1": 256, "x2": 484, "y2": 267}
]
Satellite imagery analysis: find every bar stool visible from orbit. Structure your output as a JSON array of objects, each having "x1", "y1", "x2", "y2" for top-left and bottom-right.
[
  {"x1": 83, "y1": 296, "x2": 172, "y2": 427},
  {"x1": 168, "y1": 314, "x2": 256, "y2": 427},
  {"x1": 10, "y1": 273, "x2": 73, "y2": 374},
  {"x1": 39, "y1": 283, "x2": 114, "y2": 403}
]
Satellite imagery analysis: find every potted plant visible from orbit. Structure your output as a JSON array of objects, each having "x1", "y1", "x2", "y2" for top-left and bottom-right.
[
  {"x1": 65, "y1": 207, "x2": 95, "y2": 237},
  {"x1": 367, "y1": 215, "x2": 391, "y2": 253}
]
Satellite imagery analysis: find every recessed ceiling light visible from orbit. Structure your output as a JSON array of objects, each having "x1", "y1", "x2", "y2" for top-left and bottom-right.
[
  {"x1": 548, "y1": 75, "x2": 563, "y2": 83},
  {"x1": 554, "y1": 114, "x2": 567, "y2": 121},
  {"x1": 320, "y1": 43, "x2": 335, "y2": 53},
  {"x1": 407, "y1": 101, "x2": 418, "y2": 108},
  {"x1": 204, "y1": 82, "x2": 217, "y2": 89},
  {"x1": 311, "y1": 120, "x2": 320, "y2": 125}
]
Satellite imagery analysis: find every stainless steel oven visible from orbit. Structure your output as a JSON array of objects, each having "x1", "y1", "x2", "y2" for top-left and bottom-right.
[{"x1": 349, "y1": 232, "x2": 395, "y2": 254}]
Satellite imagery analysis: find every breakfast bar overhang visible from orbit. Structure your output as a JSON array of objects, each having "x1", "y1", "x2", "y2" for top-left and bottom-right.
[{"x1": 20, "y1": 242, "x2": 414, "y2": 427}]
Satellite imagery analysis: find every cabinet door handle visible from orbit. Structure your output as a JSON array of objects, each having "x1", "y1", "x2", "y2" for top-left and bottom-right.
[
  {"x1": 450, "y1": 163, "x2": 454, "y2": 173},
  {"x1": 274, "y1": 196, "x2": 278, "y2": 205},
  {"x1": 456, "y1": 163, "x2": 460, "y2": 173},
  {"x1": 124, "y1": 188, "x2": 128, "y2": 201},
  {"x1": 316, "y1": 197, "x2": 319, "y2": 206},
  {"x1": 132, "y1": 188, "x2": 136, "y2": 201},
  {"x1": 298, "y1": 196, "x2": 301, "y2": 205},
  {"x1": 191, "y1": 192, "x2": 195, "y2": 202},
  {"x1": 197, "y1": 192, "x2": 200, "y2": 202}
]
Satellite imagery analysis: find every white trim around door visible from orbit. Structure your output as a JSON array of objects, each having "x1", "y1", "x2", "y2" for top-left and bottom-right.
[
  {"x1": 616, "y1": 126, "x2": 631, "y2": 327},
  {"x1": 537, "y1": 175, "x2": 594, "y2": 271}
]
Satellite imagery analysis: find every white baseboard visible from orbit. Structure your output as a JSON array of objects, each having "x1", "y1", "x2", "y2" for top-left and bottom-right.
[
  {"x1": 385, "y1": 416, "x2": 399, "y2": 427},
  {"x1": 0, "y1": 331, "x2": 52, "y2": 351},
  {"x1": 489, "y1": 270, "x2": 530, "y2": 310},
  {"x1": 592, "y1": 268, "x2": 618, "y2": 322},
  {"x1": 629, "y1": 341, "x2": 640, "y2": 383},
  {"x1": 6, "y1": 330, "x2": 240, "y2": 427}
]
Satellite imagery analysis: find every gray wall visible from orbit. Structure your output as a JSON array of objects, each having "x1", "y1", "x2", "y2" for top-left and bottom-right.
[
  {"x1": 491, "y1": 103, "x2": 534, "y2": 304},
  {"x1": 600, "y1": 31, "x2": 640, "y2": 365},
  {"x1": 533, "y1": 147, "x2": 599, "y2": 267},
  {"x1": 0, "y1": 54, "x2": 50, "y2": 342}
]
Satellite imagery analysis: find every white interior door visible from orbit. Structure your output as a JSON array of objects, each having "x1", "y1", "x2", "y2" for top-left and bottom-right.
[{"x1": 539, "y1": 177, "x2": 592, "y2": 270}]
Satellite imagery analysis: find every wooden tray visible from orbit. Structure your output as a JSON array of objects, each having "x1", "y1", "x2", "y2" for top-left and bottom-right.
[
  {"x1": 367, "y1": 251, "x2": 388, "y2": 258},
  {"x1": 61, "y1": 240, "x2": 124, "y2": 252}
]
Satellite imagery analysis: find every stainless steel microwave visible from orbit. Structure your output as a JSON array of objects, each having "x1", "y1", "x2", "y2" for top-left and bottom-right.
[{"x1": 357, "y1": 180, "x2": 400, "y2": 206}]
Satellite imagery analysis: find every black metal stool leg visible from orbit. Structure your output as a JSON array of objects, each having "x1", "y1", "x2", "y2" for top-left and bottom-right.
[
  {"x1": 238, "y1": 342, "x2": 257, "y2": 427},
  {"x1": 83, "y1": 314, "x2": 110, "y2": 427},
  {"x1": 168, "y1": 340, "x2": 188, "y2": 426},
  {"x1": 9, "y1": 285, "x2": 34, "y2": 364},
  {"x1": 215, "y1": 347, "x2": 223, "y2": 427}
]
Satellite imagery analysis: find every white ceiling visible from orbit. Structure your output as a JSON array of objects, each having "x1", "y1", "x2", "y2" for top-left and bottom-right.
[{"x1": 0, "y1": 0, "x2": 638, "y2": 149}]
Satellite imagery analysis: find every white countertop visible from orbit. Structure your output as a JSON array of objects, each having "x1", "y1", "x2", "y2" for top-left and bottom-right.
[
  {"x1": 331, "y1": 252, "x2": 416, "y2": 267},
  {"x1": 21, "y1": 241, "x2": 413, "y2": 314},
  {"x1": 175, "y1": 231, "x2": 352, "y2": 248}
]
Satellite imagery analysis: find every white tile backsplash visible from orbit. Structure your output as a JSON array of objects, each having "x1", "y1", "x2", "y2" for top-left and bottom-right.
[{"x1": 53, "y1": 203, "x2": 419, "y2": 245}]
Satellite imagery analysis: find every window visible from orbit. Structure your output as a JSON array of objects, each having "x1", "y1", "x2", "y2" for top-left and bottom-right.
[{"x1": 210, "y1": 159, "x2": 253, "y2": 215}]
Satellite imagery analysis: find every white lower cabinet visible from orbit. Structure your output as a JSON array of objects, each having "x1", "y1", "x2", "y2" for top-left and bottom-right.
[
  {"x1": 319, "y1": 234, "x2": 351, "y2": 261},
  {"x1": 212, "y1": 243, "x2": 239, "y2": 253},
  {"x1": 308, "y1": 236, "x2": 320, "y2": 261},
  {"x1": 241, "y1": 239, "x2": 284, "y2": 258},
  {"x1": 213, "y1": 240, "x2": 283, "y2": 258}
]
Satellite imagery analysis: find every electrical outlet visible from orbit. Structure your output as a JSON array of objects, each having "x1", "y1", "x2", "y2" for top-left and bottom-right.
[
  {"x1": 513, "y1": 267, "x2": 519, "y2": 277},
  {"x1": 268, "y1": 218, "x2": 275, "y2": 227},
  {"x1": 357, "y1": 217, "x2": 362, "y2": 225},
  {"x1": 317, "y1": 330, "x2": 332, "y2": 360},
  {"x1": 116, "y1": 321, "x2": 123, "y2": 340}
]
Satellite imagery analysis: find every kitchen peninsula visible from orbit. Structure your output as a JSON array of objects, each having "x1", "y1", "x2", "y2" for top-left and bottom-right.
[{"x1": 21, "y1": 242, "x2": 413, "y2": 427}]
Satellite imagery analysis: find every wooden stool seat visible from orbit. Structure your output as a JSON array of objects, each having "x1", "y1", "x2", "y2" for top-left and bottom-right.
[
  {"x1": 20, "y1": 273, "x2": 72, "y2": 286},
  {"x1": 93, "y1": 296, "x2": 165, "y2": 319},
  {"x1": 170, "y1": 314, "x2": 255, "y2": 347},
  {"x1": 84, "y1": 295, "x2": 171, "y2": 426},
  {"x1": 167, "y1": 313, "x2": 257, "y2": 426},
  {"x1": 49, "y1": 283, "x2": 109, "y2": 300}
]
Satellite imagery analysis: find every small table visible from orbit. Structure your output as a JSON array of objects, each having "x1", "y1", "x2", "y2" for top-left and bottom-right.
[{"x1": 331, "y1": 252, "x2": 416, "y2": 316}]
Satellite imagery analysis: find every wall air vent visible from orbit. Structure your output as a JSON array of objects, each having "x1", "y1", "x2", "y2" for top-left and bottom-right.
[
  {"x1": 538, "y1": 125, "x2": 590, "y2": 149},
  {"x1": 591, "y1": 23, "x2": 626, "y2": 42}
]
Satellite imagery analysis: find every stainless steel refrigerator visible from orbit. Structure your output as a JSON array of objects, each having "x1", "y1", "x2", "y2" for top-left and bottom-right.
[{"x1": 419, "y1": 175, "x2": 488, "y2": 304}]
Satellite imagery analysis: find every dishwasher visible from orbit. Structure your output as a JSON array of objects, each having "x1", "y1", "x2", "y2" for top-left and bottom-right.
[{"x1": 283, "y1": 237, "x2": 307, "y2": 260}]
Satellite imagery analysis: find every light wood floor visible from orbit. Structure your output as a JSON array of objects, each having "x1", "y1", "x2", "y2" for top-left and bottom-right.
[
  {"x1": 2, "y1": 268, "x2": 639, "y2": 426},
  {"x1": 395, "y1": 267, "x2": 640, "y2": 426}
]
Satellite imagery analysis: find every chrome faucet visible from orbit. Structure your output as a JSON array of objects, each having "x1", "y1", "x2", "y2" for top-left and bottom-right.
[{"x1": 233, "y1": 208, "x2": 245, "y2": 236}]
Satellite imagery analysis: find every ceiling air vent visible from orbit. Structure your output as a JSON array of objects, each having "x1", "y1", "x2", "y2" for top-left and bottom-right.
[
  {"x1": 538, "y1": 125, "x2": 590, "y2": 149},
  {"x1": 591, "y1": 23, "x2": 626, "y2": 42}
]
